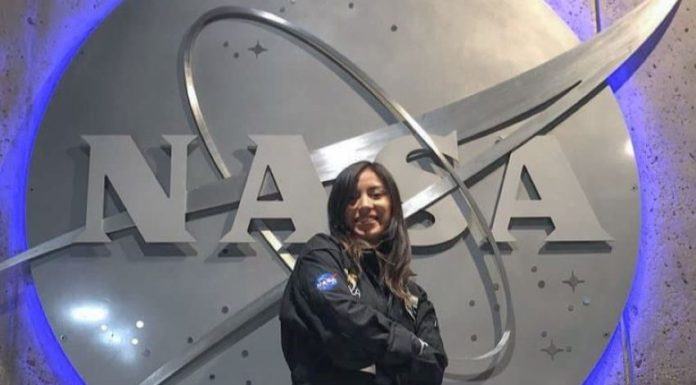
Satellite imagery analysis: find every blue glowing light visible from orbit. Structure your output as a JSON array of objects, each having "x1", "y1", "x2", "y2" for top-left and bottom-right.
[
  {"x1": 2, "y1": 2, "x2": 123, "y2": 384},
  {"x1": 2, "y1": 1, "x2": 666, "y2": 383},
  {"x1": 23, "y1": 281, "x2": 86, "y2": 384},
  {"x1": 543, "y1": 1, "x2": 673, "y2": 383},
  {"x1": 544, "y1": 0, "x2": 596, "y2": 42}
]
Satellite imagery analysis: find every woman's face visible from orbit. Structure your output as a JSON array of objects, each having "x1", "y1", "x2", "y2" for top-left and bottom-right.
[{"x1": 344, "y1": 168, "x2": 392, "y2": 245}]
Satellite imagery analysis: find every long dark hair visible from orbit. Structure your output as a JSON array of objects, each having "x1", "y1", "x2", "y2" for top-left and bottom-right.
[{"x1": 328, "y1": 161, "x2": 414, "y2": 306}]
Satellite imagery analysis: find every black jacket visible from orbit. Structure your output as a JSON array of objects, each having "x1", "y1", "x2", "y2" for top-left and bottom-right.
[{"x1": 279, "y1": 234, "x2": 447, "y2": 385}]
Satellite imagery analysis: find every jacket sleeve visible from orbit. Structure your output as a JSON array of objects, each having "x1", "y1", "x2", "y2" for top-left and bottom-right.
[
  {"x1": 294, "y1": 245, "x2": 422, "y2": 368},
  {"x1": 406, "y1": 289, "x2": 448, "y2": 385}
]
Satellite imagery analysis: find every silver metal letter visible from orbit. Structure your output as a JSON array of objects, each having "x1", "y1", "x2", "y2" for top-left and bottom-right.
[
  {"x1": 77, "y1": 135, "x2": 196, "y2": 243},
  {"x1": 376, "y1": 132, "x2": 467, "y2": 247},
  {"x1": 221, "y1": 135, "x2": 327, "y2": 244},
  {"x1": 491, "y1": 135, "x2": 612, "y2": 245}
]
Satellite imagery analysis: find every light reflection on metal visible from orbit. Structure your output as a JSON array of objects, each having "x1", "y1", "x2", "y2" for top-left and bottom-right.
[
  {"x1": 104, "y1": 331, "x2": 123, "y2": 345},
  {"x1": 255, "y1": 220, "x2": 296, "y2": 272},
  {"x1": 624, "y1": 139, "x2": 635, "y2": 157},
  {"x1": 95, "y1": 323, "x2": 142, "y2": 365},
  {"x1": 139, "y1": 281, "x2": 286, "y2": 385},
  {"x1": 69, "y1": 304, "x2": 109, "y2": 324}
]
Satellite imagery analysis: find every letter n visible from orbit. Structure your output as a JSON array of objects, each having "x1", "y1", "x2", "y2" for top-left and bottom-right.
[{"x1": 76, "y1": 135, "x2": 196, "y2": 243}]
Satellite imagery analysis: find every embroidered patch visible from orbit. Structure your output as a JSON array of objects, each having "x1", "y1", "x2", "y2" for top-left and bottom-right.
[{"x1": 315, "y1": 272, "x2": 339, "y2": 291}]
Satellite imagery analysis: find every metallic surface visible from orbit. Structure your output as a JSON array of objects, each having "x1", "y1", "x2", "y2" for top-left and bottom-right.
[
  {"x1": 402, "y1": 0, "x2": 677, "y2": 220},
  {"x1": 255, "y1": 220, "x2": 296, "y2": 271},
  {"x1": 77, "y1": 135, "x2": 196, "y2": 243},
  {"x1": 0, "y1": 0, "x2": 674, "y2": 269},
  {"x1": 376, "y1": 133, "x2": 467, "y2": 247},
  {"x1": 491, "y1": 135, "x2": 612, "y2": 244},
  {"x1": 13, "y1": 0, "x2": 669, "y2": 384},
  {"x1": 180, "y1": 7, "x2": 503, "y2": 252},
  {"x1": 219, "y1": 135, "x2": 328, "y2": 244},
  {"x1": 1, "y1": 5, "x2": 671, "y2": 378},
  {"x1": 2, "y1": 0, "x2": 695, "y2": 384},
  {"x1": 139, "y1": 281, "x2": 287, "y2": 385},
  {"x1": 180, "y1": 5, "x2": 511, "y2": 371}
]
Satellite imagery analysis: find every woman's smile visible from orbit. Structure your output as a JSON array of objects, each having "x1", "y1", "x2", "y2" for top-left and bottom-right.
[{"x1": 344, "y1": 168, "x2": 392, "y2": 244}]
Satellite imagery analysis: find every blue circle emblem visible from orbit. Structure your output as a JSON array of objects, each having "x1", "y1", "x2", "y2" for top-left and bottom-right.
[{"x1": 315, "y1": 272, "x2": 338, "y2": 291}]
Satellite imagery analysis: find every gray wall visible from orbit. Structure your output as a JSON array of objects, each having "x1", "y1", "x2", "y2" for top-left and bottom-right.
[{"x1": 0, "y1": 0, "x2": 694, "y2": 384}]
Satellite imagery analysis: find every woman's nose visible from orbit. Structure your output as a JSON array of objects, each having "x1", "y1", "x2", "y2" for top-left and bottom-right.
[{"x1": 357, "y1": 194, "x2": 373, "y2": 210}]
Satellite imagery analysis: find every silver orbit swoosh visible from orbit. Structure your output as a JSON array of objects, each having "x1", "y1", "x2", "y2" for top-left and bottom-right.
[
  {"x1": 146, "y1": 1, "x2": 678, "y2": 383},
  {"x1": 3, "y1": 0, "x2": 676, "y2": 275},
  {"x1": 0, "y1": 0, "x2": 677, "y2": 383},
  {"x1": 181, "y1": 6, "x2": 510, "y2": 384}
]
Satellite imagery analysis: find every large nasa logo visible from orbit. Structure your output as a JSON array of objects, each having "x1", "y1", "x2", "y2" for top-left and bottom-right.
[{"x1": 3, "y1": 0, "x2": 676, "y2": 384}]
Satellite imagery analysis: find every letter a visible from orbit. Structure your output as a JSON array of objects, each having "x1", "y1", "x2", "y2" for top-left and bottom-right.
[
  {"x1": 376, "y1": 132, "x2": 467, "y2": 247},
  {"x1": 492, "y1": 135, "x2": 612, "y2": 246},
  {"x1": 221, "y1": 135, "x2": 327, "y2": 244}
]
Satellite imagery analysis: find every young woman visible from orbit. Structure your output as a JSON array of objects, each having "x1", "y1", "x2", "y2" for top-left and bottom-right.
[{"x1": 280, "y1": 161, "x2": 447, "y2": 385}]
